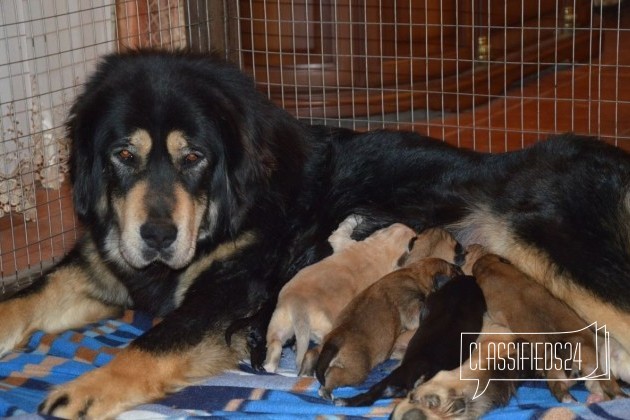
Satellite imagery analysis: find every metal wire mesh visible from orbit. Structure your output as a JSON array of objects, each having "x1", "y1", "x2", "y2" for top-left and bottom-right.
[{"x1": 1, "y1": 0, "x2": 628, "y2": 292}]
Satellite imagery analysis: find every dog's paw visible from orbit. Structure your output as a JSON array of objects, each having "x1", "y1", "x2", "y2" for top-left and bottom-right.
[
  {"x1": 39, "y1": 373, "x2": 134, "y2": 419},
  {"x1": 390, "y1": 369, "x2": 478, "y2": 420},
  {"x1": 38, "y1": 348, "x2": 184, "y2": 419},
  {"x1": 247, "y1": 327, "x2": 267, "y2": 372}
]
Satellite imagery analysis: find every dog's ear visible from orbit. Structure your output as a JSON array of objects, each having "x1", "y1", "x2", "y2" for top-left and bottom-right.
[
  {"x1": 432, "y1": 273, "x2": 453, "y2": 290},
  {"x1": 407, "y1": 236, "x2": 418, "y2": 251},
  {"x1": 498, "y1": 256, "x2": 512, "y2": 265},
  {"x1": 396, "y1": 236, "x2": 418, "y2": 267},
  {"x1": 68, "y1": 101, "x2": 106, "y2": 222}
]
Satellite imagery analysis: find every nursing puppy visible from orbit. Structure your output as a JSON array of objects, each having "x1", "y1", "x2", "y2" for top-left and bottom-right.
[
  {"x1": 472, "y1": 253, "x2": 625, "y2": 403},
  {"x1": 264, "y1": 219, "x2": 416, "y2": 373},
  {"x1": 335, "y1": 275, "x2": 486, "y2": 407},
  {"x1": 311, "y1": 258, "x2": 462, "y2": 400}
]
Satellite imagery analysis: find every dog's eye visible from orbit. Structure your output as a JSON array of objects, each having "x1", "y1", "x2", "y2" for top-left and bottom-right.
[
  {"x1": 118, "y1": 149, "x2": 134, "y2": 161},
  {"x1": 182, "y1": 152, "x2": 203, "y2": 166}
]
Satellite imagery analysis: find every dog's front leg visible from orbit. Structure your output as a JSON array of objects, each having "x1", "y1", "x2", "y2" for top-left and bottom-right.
[
  {"x1": 0, "y1": 260, "x2": 125, "y2": 357},
  {"x1": 39, "y1": 332, "x2": 239, "y2": 419},
  {"x1": 38, "y1": 260, "x2": 256, "y2": 419}
]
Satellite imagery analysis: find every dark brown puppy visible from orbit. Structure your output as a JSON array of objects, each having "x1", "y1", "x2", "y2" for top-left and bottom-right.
[{"x1": 335, "y1": 274, "x2": 486, "y2": 407}]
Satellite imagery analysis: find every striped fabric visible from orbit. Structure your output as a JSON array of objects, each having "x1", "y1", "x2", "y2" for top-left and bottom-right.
[{"x1": 1, "y1": 310, "x2": 628, "y2": 419}]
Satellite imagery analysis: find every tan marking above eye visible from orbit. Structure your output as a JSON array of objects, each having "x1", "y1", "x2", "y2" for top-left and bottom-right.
[
  {"x1": 128, "y1": 129, "x2": 152, "y2": 160},
  {"x1": 167, "y1": 130, "x2": 188, "y2": 160}
]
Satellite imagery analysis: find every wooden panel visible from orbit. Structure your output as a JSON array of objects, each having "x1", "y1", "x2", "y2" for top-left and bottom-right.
[
  {"x1": 239, "y1": 0, "x2": 356, "y2": 93},
  {"x1": 363, "y1": 0, "x2": 462, "y2": 88},
  {"x1": 235, "y1": 0, "x2": 601, "y2": 118}
]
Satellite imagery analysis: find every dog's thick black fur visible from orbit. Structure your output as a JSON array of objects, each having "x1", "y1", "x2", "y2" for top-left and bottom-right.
[
  {"x1": 0, "y1": 50, "x2": 628, "y2": 418},
  {"x1": 335, "y1": 275, "x2": 486, "y2": 407}
]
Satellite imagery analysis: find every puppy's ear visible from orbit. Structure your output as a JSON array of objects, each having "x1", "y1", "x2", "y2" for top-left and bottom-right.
[
  {"x1": 432, "y1": 273, "x2": 452, "y2": 290},
  {"x1": 454, "y1": 242, "x2": 466, "y2": 266},
  {"x1": 396, "y1": 236, "x2": 418, "y2": 267},
  {"x1": 498, "y1": 256, "x2": 512, "y2": 265},
  {"x1": 419, "y1": 304, "x2": 430, "y2": 322},
  {"x1": 407, "y1": 236, "x2": 418, "y2": 251}
]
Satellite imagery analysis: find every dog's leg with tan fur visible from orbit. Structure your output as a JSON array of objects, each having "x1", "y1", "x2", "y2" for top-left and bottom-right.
[
  {"x1": 0, "y1": 259, "x2": 126, "y2": 357},
  {"x1": 39, "y1": 333, "x2": 242, "y2": 418},
  {"x1": 36, "y1": 256, "x2": 262, "y2": 419}
]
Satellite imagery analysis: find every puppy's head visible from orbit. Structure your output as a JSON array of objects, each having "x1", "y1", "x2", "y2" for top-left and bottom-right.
[
  {"x1": 69, "y1": 51, "x2": 305, "y2": 270},
  {"x1": 398, "y1": 228, "x2": 463, "y2": 267},
  {"x1": 409, "y1": 257, "x2": 463, "y2": 293},
  {"x1": 460, "y1": 244, "x2": 488, "y2": 275},
  {"x1": 471, "y1": 253, "x2": 513, "y2": 281},
  {"x1": 362, "y1": 223, "x2": 418, "y2": 269}
]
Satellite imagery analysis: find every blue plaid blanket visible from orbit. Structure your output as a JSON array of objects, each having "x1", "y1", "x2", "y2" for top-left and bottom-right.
[{"x1": 1, "y1": 311, "x2": 628, "y2": 419}]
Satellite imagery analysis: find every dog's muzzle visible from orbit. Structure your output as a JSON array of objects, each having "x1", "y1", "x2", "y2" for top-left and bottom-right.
[{"x1": 138, "y1": 220, "x2": 178, "y2": 261}]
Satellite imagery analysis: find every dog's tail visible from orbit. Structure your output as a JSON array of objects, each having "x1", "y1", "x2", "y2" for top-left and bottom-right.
[{"x1": 315, "y1": 339, "x2": 340, "y2": 385}]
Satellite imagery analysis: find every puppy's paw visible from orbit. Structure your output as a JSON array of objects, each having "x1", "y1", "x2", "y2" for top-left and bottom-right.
[{"x1": 318, "y1": 386, "x2": 333, "y2": 401}]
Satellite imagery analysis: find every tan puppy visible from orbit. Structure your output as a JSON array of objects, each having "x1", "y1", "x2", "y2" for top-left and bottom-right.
[
  {"x1": 394, "y1": 251, "x2": 626, "y2": 419},
  {"x1": 312, "y1": 258, "x2": 462, "y2": 400},
  {"x1": 263, "y1": 218, "x2": 416, "y2": 373},
  {"x1": 472, "y1": 253, "x2": 624, "y2": 404},
  {"x1": 398, "y1": 227, "x2": 465, "y2": 268}
]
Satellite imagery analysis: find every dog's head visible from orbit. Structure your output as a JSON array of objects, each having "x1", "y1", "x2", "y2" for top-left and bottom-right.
[{"x1": 68, "y1": 51, "x2": 306, "y2": 270}]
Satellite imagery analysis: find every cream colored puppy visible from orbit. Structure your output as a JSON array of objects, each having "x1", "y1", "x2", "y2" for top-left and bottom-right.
[{"x1": 264, "y1": 217, "x2": 416, "y2": 373}]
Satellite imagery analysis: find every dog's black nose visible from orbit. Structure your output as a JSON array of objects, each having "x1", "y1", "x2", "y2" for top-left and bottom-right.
[{"x1": 140, "y1": 221, "x2": 178, "y2": 250}]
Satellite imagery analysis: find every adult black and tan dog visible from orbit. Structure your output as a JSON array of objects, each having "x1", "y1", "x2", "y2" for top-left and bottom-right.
[{"x1": 0, "y1": 50, "x2": 628, "y2": 418}]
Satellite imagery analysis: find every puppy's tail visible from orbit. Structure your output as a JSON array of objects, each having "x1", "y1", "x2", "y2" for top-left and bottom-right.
[{"x1": 315, "y1": 339, "x2": 340, "y2": 386}]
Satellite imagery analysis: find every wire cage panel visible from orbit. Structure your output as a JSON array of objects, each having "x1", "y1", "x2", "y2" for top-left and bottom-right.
[{"x1": 0, "y1": 0, "x2": 628, "y2": 291}]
